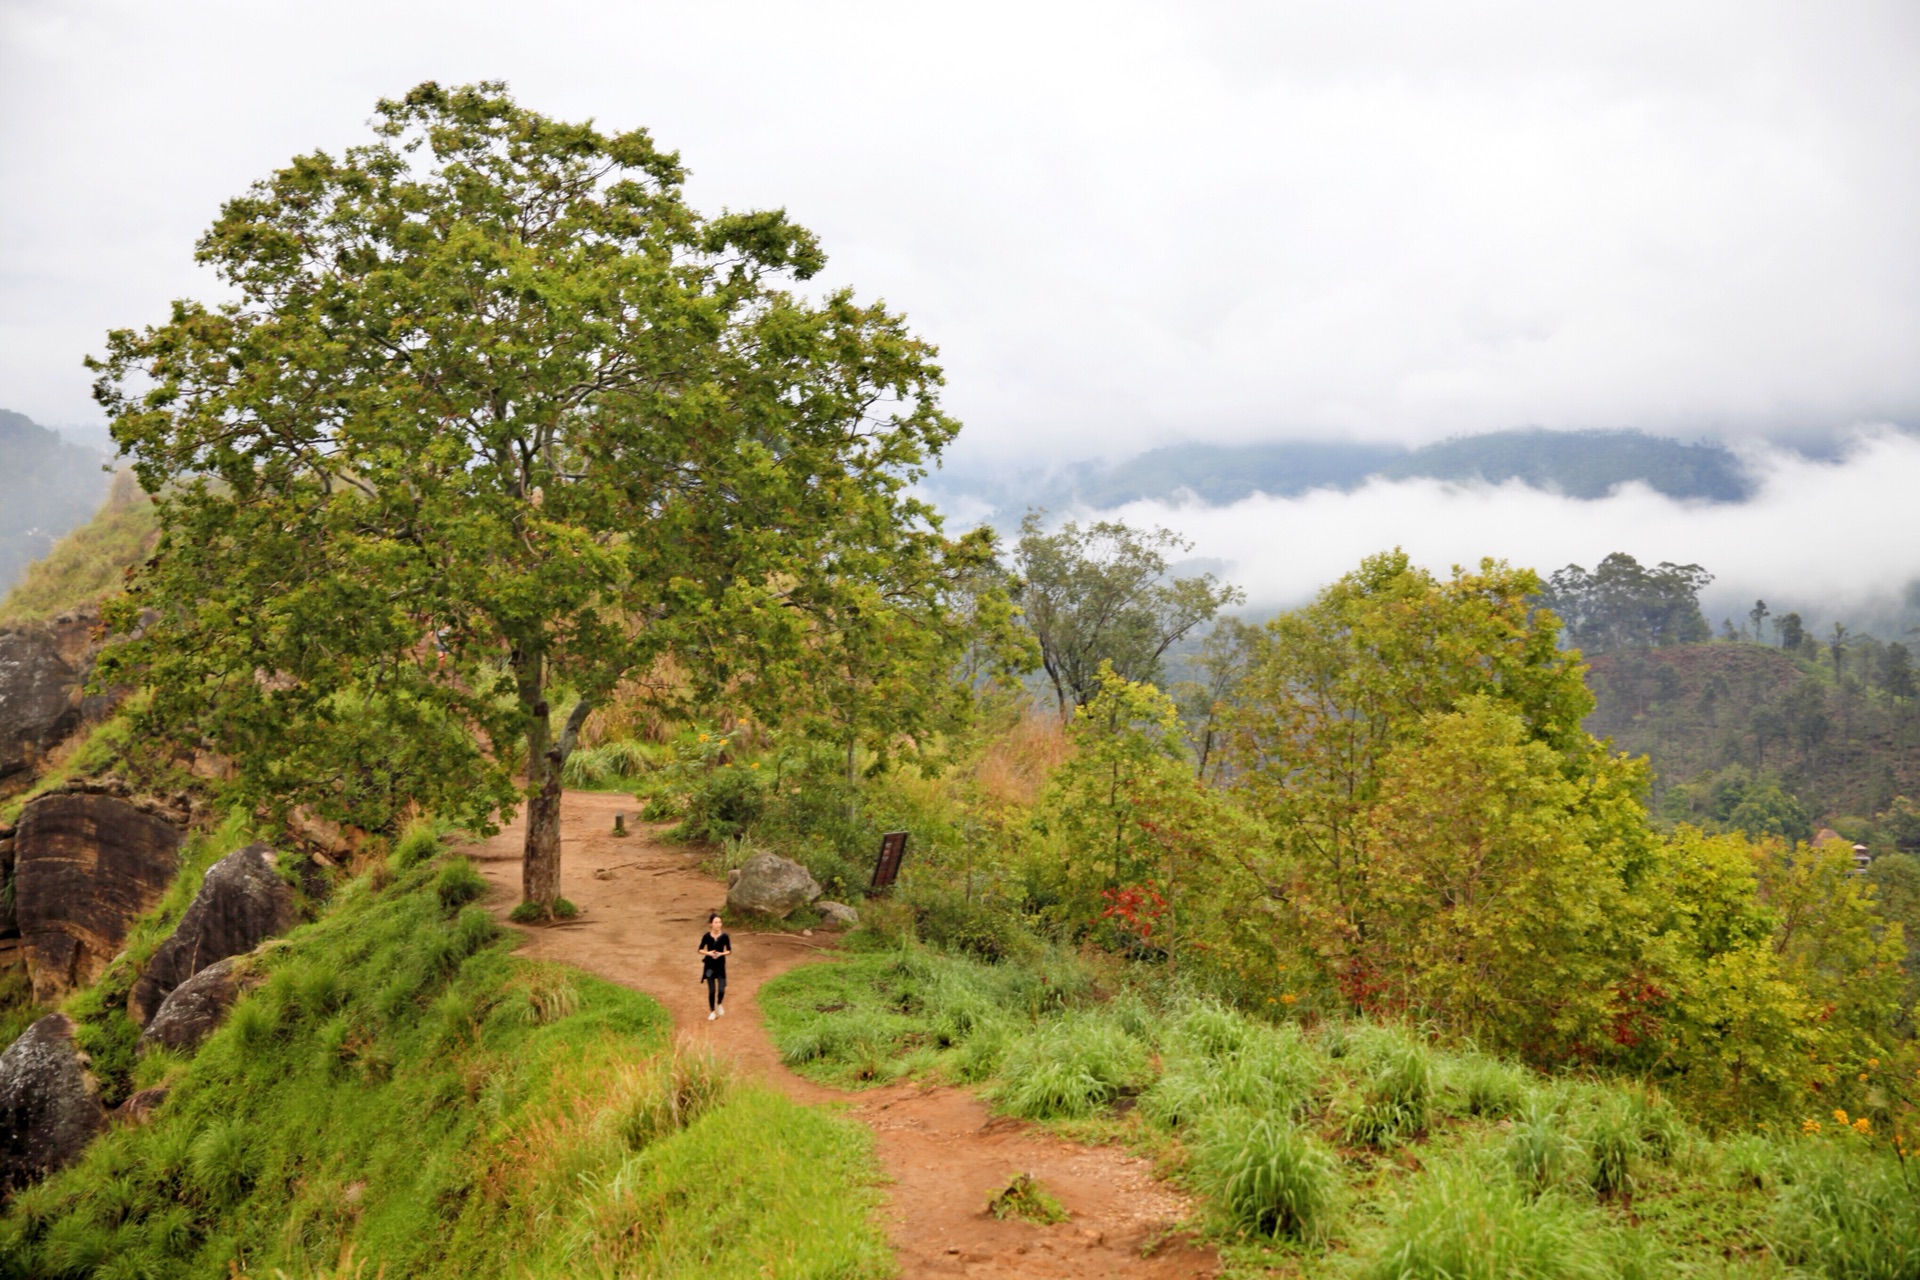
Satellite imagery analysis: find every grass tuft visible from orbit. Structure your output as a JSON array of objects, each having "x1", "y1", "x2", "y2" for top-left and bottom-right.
[{"x1": 1192, "y1": 1107, "x2": 1340, "y2": 1241}]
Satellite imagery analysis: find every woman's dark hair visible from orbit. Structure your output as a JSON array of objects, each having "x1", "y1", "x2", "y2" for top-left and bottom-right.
[{"x1": 708, "y1": 912, "x2": 723, "y2": 924}]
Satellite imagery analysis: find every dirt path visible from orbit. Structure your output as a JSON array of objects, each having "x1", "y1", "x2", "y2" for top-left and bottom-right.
[{"x1": 466, "y1": 790, "x2": 1217, "y2": 1279}]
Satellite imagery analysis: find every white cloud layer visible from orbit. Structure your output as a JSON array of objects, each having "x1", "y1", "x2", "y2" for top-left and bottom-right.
[
  {"x1": 1086, "y1": 427, "x2": 1920, "y2": 621},
  {"x1": 3, "y1": 1, "x2": 1917, "y2": 457}
]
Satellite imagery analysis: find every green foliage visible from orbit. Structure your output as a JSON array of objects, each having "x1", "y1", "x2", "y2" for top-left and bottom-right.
[
  {"x1": 89, "y1": 81, "x2": 972, "y2": 901},
  {"x1": 559, "y1": 738, "x2": 660, "y2": 790},
  {"x1": 677, "y1": 765, "x2": 767, "y2": 844},
  {"x1": 1507, "y1": 1096, "x2": 1584, "y2": 1195},
  {"x1": 1191, "y1": 1108, "x2": 1340, "y2": 1241},
  {"x1": 0, "y1": 864, "x2": 889, "y2": 1278},
  {"x1": 1142, "y1": 1003, "x2": 1324, "y2": 1129},
  {"x1": 1011, "y1": 513, "x2": 1242, "y2": 715},
  {"x1": 1540, "y1": 551, "x2": 1713, "y2": 653}
]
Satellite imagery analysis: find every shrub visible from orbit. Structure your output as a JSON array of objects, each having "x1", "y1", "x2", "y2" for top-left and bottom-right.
[
  {"x1": 678, "y1": 767, "x2": 766, "y2": 843},
  {"x1": 995, "y1": 1013, "x2": 1147, "y2": 1120},
  {"x1": 434, "y1": 858, "x2": 487, "y2": 911},
  {"x1": 1774, "y1": 1146, "x2": 1920, "y2": 1279},
  {"x1": 389, "y1": 820, "x2": 443, "y2": 871},
  {"x1": 909, "y1": 887, "x2": 1026, "y2": 963},
  {"x1": 1193, "y1": 1108, "x2": 1340, "y2": 1240}
]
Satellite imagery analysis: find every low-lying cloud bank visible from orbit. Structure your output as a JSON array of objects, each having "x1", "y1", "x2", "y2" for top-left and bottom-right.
[{"x1": 1065, "y1": 426, "x2": 1920, "y2": 631}]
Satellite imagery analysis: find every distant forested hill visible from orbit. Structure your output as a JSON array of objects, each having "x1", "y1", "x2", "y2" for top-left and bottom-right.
[
  {"x1": 0, "y1": 408, "x2": 110, "y2": 589},
  {"x1": 1586, "y1": 640, "x2": 1920, "y2": 839},
  {"x1": 942, "y1": 426, "x2": 1755, "y2": 519}
]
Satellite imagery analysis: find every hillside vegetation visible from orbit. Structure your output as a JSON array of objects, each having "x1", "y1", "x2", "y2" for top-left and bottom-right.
[{"x1": 0, "y1": 840, "x2": 888, "y2": 1279}]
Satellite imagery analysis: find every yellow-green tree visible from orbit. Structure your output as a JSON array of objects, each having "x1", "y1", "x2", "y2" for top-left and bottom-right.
[{"x1": 1360, "y1": 697, "x2": 1651, "y2": 1057}]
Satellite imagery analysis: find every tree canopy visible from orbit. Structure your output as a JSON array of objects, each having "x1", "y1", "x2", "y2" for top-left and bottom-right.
[
  {"x1": 1011, "y1": 513, "x2": 1241, "y2": 718},
  {"x1": 1539, "y1": 552, "x2": 1712, "y2": 653},
  {"x1": 92, "y1": 82, "x2": 970, "y2": 908}
]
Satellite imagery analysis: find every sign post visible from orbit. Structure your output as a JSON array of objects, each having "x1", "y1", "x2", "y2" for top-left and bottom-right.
[{"x1": 869, "y1": 830, "x2": 909, "y2": 893}]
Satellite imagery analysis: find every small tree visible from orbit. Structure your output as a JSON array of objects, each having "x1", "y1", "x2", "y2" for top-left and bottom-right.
[
  {"x1": 1012, "y1": 512, "x2": 1241, "y2": 717},
  {"x1": 92, "y1": 84, "x2": 959, "y2": 912}
]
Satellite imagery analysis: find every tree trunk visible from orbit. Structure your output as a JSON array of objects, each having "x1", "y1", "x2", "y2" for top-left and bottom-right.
[
  {"x1": 523, "y1": 745, "x2": 564, "y2": 905},
  {"x1": 514, "y1": 648, "x2": 595, "y2": 912}
]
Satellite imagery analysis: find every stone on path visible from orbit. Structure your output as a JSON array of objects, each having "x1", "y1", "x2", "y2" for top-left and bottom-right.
[{"x1": 817, "y1": 900, "x2": 860, "y2": 929}]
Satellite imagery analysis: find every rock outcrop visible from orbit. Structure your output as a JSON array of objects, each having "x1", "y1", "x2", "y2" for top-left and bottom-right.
[
  {"x1": 12, "y1": 790, "x2": 183, "y2": 1001},
  {"x1": 0, "y1": 628, "x2": 80, "y2": 785},
  {"x1": 816, "y1": 900, "x2": 860, "y2": 929},
  {"x1": 726, "y1": 852, "x2": 823, "y2": 919},
  {"x1": 129, "y1": 843, "x2": 295, "y2": 1026},
  {"x1": 140, "y1": 957, "x2": 247, "y2": 1052},
  {"x1": 0, "y1": 1013, "x2": 107, "y2": 1193}
]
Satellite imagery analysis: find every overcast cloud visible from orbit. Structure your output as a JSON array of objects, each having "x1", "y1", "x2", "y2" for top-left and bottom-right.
[{"x1": 3, "y1": 1, "x2": 1917, "y2": 461}]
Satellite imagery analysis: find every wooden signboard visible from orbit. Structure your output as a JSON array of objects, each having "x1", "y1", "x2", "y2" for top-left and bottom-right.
[{"x1": 869, "y1": 830, "x2": 909, "y2": 892}]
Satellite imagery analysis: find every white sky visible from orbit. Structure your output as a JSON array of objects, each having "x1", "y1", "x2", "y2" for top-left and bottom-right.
[{"x1": 3, "y1": 0, "x2": 1917, "y2": 464}]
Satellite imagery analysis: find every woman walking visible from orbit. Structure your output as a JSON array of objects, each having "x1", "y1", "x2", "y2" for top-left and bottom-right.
[{"x1": 698, "y1": 912, "x2": 731, "y2": 1021}]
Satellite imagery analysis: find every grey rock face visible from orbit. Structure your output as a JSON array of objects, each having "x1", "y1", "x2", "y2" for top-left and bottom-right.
[
  {"x1": 725, "y1": 852, "x2": 822, "y2": 919},
  {"x1": 0, "y1": 1013, "x2": 107, "y2": 1193},
  {"x1": 140, "y1": 957, "x2": 246, "y2": 1052},
  {"x1": 0, "y1": 629, "x2": 79, "y2": 785},
  {"x1": 129, "y1": 844, "x2": 295, "y2": 1026},
  {"x1": 13, "y1": 793, "x2": 182, "y2": 1002},
  {"x1": 816, "y1": 900, "x2": 860, "y2": 929}
]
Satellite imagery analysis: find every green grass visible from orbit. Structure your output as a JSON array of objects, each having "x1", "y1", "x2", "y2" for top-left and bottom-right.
[
  {"x1": 0, "y1": 853, "x2": 892, "y2": 1279},
  {"x1": 761, "y1": 946, "x2": 1849, "y2": 1276}
]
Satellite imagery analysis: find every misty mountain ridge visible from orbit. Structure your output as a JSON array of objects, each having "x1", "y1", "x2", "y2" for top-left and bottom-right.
[
  {"x1": 934, "y1": 426, "x2": 1761, "y2": 521},
  {"x1": 0, "y1": 408, "x2": 111, "y2": 591}
]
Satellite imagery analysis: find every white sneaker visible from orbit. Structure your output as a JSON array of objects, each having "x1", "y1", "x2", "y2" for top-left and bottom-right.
[
  {"x1": 718, "y1": 1006, "x2": 726, "y2": 1017},
  {"x1": 707, "y1": 1011, "x2": 716, "y2": 1021}
]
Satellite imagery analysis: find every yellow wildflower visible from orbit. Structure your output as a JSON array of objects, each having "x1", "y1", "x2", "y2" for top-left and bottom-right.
[
  {"x1": 1804, "y1": 1119, "x2": 1823, "y2": 1134},
  {"x1": 698, "y1": 733, "x2": 709, "y2": 743},
  {"x1": 1834, "y1": 1109, "x2": 1850, "y2": 1125},
  {"x1": 1861, "y1": 1074, "x2": 1871, "y2": 1083},
  {"x1": 1280, "y1": 993, "x2": 1299, "y2": 1005},
  {"x1": 1869, "y1": 1058, "x2": 1880, "y2": 1068},
  {"x1": 1855, "y1": 1118, "x2": 1873, "y2": 1135}
]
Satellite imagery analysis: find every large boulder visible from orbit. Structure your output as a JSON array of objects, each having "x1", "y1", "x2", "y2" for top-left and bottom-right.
[
  {"x1": 140, "y1": 957, "x2": 246, "y2": 1052},
  {"x1": 726, "y1": 852, "x2": 822, "y2": 919},
  {"x1": 0, "y1": 629, "x2": 80, "y2": 786},
  {"x1": 0, "y1": 1013, "x2": 107, "y2": 1193},
  {"x1": 129, "y1": 844, "x2": 296, "y2": 1027},
  {"x1": 13, "y1": 792, "x2": 182, "y2": 1001}
]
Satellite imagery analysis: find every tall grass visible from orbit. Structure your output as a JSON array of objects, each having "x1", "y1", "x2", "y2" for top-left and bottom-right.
[
  {"x1": 1192, "y1": 1108, "x2": 1340, "y2": 1241},
  {"x1": 1364, "y1": 1164, "x2": 1640, "y2": 1280},
  {"x1": 995, "y1": 1011, "x2": 1149, "y2": 1120},
  {"x1": 1773, "y1": 1145, "x2": 1920, "y2": 1279}
]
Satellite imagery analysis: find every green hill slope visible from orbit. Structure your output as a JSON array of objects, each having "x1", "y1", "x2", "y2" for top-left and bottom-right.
[{"x1": 0, "y1": 849, "x2": 888, "y2": 1279}]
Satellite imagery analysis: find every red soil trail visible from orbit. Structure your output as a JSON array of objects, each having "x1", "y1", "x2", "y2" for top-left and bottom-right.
[{"x1": 465, "y1": 789, "x2": 1217, "y2": 1279}]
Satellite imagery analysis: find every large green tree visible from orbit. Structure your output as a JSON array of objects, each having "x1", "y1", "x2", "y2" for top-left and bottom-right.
[
  {"x1": 1011, "y1": 513, "x2": 1241, "y2": 718},
  {"x1": 92, "y1": 83, "x2": 962, "y2": 910}
]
